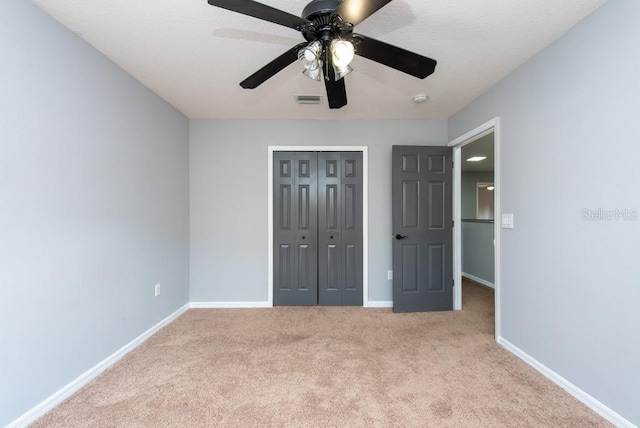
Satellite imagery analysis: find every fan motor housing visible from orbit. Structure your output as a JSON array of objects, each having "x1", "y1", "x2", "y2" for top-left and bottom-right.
[
  {"x1": 302, "y1": 0, "x2": 351, "y2": 42},
  {"x1": 302, "y1": 0, "x2": 342, "y2": 21}
]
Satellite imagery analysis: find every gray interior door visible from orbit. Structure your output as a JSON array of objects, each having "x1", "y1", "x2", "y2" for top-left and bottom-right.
[
  {"x1": 392, "y1": 146, "x2": 453, "y2": 312},
  {"x1": 274, "y1": 151, "x2": 362, "y2": 306},
  {"x1": 318, "y1": 152, "x2": 363, "y2": 306},
  {"x1": 274, "y1": 152, "x2": 318, "y2": 305}
]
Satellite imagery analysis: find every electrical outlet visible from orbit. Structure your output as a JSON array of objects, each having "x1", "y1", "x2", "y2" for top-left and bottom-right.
[
  {"x1": 154, "y1": 283, "x2": 161, "y2": 297},
  {"x1": 387, "y1": 270, "x2": 393, "y2": 280}
]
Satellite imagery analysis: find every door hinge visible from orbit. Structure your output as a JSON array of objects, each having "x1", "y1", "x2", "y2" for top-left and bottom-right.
[
  {"x1": 452, "y1": 220, "x2": 454, "y2": 228},
  {"x1": 452, "y1": 279, "x2": 455, "y2": 287}
]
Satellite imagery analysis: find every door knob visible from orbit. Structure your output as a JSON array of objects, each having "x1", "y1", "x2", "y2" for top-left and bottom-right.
[{"x1": 395, "y1": 234, "x2": 408, "y2": 240}]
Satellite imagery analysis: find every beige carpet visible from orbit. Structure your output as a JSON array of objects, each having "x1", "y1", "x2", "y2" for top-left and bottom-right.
[{"x1": 33, "y1": 281, "x2": 609, "y2": 427}]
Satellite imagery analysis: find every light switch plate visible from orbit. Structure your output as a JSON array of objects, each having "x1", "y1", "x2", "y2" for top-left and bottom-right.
[
  {"x1": 501, "y1": 214, "x2": 514, "y2": 229},
  {"x1": 387, "y1": 270, "x2": 393, "y2": 280}
]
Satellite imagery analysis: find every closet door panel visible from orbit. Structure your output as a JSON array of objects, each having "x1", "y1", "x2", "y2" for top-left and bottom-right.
[
  {"x1": 274, "y1": 152, "x2": 318, "y2": 305},
  {"x1": 318, "y1": 152, "x2": 342, "y2": 306},
  {"x1": 340, "y1": 152, "x2": 363, "y2": 306}
]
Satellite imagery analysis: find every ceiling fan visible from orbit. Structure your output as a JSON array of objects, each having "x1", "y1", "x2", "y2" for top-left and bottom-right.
[{"x1": 206, "y1": 0, "x2": 437, "y2": 109}]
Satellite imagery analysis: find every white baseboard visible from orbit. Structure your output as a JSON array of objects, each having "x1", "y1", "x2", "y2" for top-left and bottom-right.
[
  {"x1": 497, "y1": 337, "x2": 636, "y2": 428},
  {"x1": 7, "y1": 304, "x2": 189, "y2": 428},
  {"x1": 190, "y1": 301, "x2": 271, "y2": 308},
  {"x1": 365, "y1": 301, "x2": 393, "y2": 308},
  {"x1": 191, "y1": 301, "x2": 393, "y2": 309},
  {"x1": 462, "y1": 272, "x2": 495, "y2": 289}
]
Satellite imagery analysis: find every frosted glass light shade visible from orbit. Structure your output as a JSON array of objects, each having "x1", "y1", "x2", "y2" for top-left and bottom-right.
[{"x1": 333, "y1": 64, "x2": 352, "y2": 80}]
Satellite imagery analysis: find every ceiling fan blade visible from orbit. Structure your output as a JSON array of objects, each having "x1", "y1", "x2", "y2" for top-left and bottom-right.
[
  {"x1": 333, "y1": 0, "x2": 393, "y2": 27},
  {"x1": 323, "y1": 42, "x2": 348, "y2": 109},
  {"x1": 207, "y1": 0, "x2": 310, "y2": 31},
  {"x1": 347, "y1": 34, "x2": 437, "y2": 79},
  {"x1": 324, "y1": 72, "x2": 347, "y2": 109},
  {"x1": 240, "y1": 42, "x2": 307, "y2": 89}
]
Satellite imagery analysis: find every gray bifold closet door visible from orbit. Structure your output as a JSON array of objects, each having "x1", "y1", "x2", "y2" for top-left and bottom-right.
[{"x1": 274, "y1": 152, "x2": 363, "y2": 306}]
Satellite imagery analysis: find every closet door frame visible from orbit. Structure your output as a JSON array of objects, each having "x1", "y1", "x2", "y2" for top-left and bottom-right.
[{"x1": 268, "y1": 146, "x2": 369, "y2": 307}]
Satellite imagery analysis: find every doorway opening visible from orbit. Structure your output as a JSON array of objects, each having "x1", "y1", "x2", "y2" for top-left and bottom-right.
[
  {"x1": 267, "y1": 146, "x2": 369, "y2": 307},
  {"x1": 476, "y1": 182, "x2": 495, "y2": 220},
  {"x1": 449, "y1": 118, "x2": 501, "y2": 339}
]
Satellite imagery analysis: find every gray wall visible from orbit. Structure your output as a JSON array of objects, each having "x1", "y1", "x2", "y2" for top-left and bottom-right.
[
  {"x1": 462, "y1": 222, "x2": 495, "y2": 285},
  {"x1": 189, "y1": 119, "x2": 448, "y2": 303},
  {"x1": 462, "y1": 171, "x2": 495, "y2": 219},
  {"x1": 449, "y1": 1, "x2": 640, "y2": 424},
  {"x1": 0, "y1": 1, "x2": 190, "y2": 426}
]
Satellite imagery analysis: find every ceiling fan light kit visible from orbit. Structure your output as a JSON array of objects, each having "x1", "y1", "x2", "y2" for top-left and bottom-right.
[{"x1": 206, "y1": 0, "x2": 437, "y2": 109}]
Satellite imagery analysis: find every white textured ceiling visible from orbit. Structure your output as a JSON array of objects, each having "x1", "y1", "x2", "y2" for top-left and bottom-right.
[{"x1": 31, "y1": 0, "x2": 605, "y2": 119}]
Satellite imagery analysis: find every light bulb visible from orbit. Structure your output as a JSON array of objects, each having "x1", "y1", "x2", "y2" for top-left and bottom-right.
[
  {"x1": 304, "y1": 48, "x2": 316, "y2": 62},
  {"x1": 302, "y1": 40, "x2": 321, "y2": 62},
  {"x1": 331, "y1": 39, "x2": 355, "y2": 68}
]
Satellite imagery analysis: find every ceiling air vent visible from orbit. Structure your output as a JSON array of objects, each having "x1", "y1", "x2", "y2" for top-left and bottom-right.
[{"x1": 294, "y1": 94, "x2": 322, "y2": 105}]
